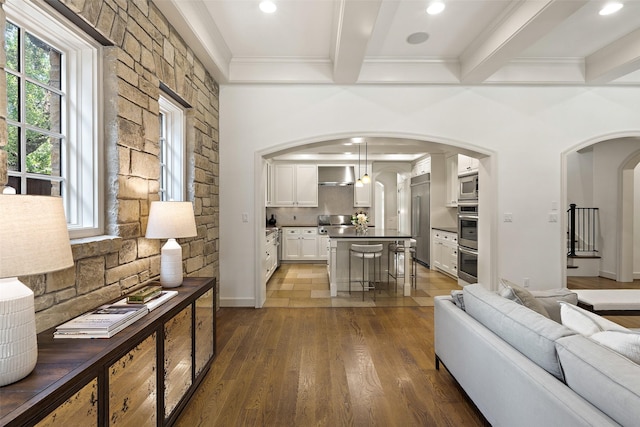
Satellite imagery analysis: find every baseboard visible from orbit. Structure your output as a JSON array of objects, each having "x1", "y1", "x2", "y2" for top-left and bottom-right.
[
  {"x1": 599, "y1": 270, "x2": 616, "y2": 280},
  {"x1": 219, "y1": 297, "x2": 256, "y2": 307}
]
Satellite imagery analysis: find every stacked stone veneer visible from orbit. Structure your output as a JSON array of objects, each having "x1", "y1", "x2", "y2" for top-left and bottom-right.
[{"x1": 0, "y1": 0, "x2": 219, "y2": 333}]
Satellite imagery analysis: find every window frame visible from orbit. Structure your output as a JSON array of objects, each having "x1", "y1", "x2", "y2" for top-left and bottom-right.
[
  {"x1": 158, "y1": 94, "x2": 186, "y2": 202},
  {"x1": 4, "y1": 0, "x2": 103, "y2": 238}
]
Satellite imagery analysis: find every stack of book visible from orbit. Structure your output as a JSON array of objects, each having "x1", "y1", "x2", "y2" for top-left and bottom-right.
[
  {"x1": 54, "y1": 304, "x2": 149, "y2": 339},
  {"x1": 54, "y1": 286, "x2": 179, "y2": 339}
]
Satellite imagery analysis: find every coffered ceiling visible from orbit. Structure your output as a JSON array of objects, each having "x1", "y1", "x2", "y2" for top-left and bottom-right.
[{"x1": 154, "y1": 0, "x2": 640, "y2": 86}]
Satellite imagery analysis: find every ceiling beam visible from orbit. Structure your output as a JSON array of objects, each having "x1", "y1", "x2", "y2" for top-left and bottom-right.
[
  {"x1": 586, "y1": 27, "x2": 640, "y2": 84},
  {"x1": 332, "y1": 0, "x2": 383, "y2": 84},
  {"x1": 459, "y1": 0, "x2": 587, "y2": 84},
  {"x1": 154, "y1": 0, "x2": 232, "y2": 84}
]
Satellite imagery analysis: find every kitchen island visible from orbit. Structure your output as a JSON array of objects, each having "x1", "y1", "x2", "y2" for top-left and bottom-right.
[{"x1": 327, "y1": 228, "x2": 413, "y2": 297}]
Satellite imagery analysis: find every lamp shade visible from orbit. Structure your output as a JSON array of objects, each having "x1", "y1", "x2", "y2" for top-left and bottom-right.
[
  {"x1": 145, "y1": 201, "x2": 197, "y2": 239},
  {"x1": 0, "y1": 195, "x2": 73, "y2": 386},
  {"x1": 0, "y1": 195, "x2": 74, "y2": 278}
]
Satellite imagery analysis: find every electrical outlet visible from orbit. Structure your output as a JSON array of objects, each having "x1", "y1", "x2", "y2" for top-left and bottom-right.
[
  {"x1": 504, "y1": 213, "x2": 513, "y2": 222},
  {"x1": 523, "y1": 278, "x2": 530, "y2": 287},
  {"x1": 242, "y1": 212, "x2": 249, "y2": 223}
]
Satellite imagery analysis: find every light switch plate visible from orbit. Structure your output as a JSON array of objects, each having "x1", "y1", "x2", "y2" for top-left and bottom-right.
[{"x1": 504, "y1": 213, "x2": 513, "y2": 222}]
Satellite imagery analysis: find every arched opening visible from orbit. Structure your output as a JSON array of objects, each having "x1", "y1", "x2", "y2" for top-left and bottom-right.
[
  {"x1": 254, "y1": 134, "x2": 495, "y2": 307},
  {"x1": 563, "y1": 135, "x2": 640, "y2": 287}
]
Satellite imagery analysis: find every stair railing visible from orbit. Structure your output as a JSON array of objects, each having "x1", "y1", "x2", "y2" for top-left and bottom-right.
[{"x1": 567, "y1": 204, "x2": 599, "y2": 257}]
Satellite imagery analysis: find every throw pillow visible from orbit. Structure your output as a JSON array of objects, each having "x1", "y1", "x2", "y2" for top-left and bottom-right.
[
  {"x1": 591, "y1": 330, "x2": 640, "y2": 364},
  {"x1": 450, "y1": 290, "x2": 465, "y2": 311},
  {"x1": 559, "y1": 301, "x2": 628, "y2": 336},
  {"x1": 531, "y1": 289, "x2": 578, "y2": 323},
  {"x1": 499, "y1": 278, "x2": 550, "y2": 318}
]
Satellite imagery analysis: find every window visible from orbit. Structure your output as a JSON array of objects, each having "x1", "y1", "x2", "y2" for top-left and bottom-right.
[
  {"x1": 4, "y1": 1, "x2": 102, "y2": 238},
  {"x1": 159, "y1": 95, "x2": 185, "y2": 201}
]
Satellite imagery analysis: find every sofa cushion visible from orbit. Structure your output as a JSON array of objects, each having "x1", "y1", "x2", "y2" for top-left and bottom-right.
[
  {"x1": 591, "y1": 330, "x2": 640, "y2": 364},
  {"x1": 559, "y1": 302, "x2": 627, "y2": 336},
  {"x1": 464, "y1": 284, "x2": 576, "y2": 380},
  {"x1": 531, "y1": 289, "x2": 578, "y2": 323},
  {"x1": 499, "y1": 279, "x2": 550, "y2": 318},
  {"x1": 450, "y1": 290, "x2": 465, "y2": 310},
  {"x1": 556, "y1": 334, "x2": 640, "y2": 427}
]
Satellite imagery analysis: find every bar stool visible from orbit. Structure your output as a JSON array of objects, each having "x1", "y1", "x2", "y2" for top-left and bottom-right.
[
  {"x1": 387, "y1": 239, "x2": 417, "y2": 292},
  {"x1": 349, "y1": 244, "x2": 383, "y2": 301}
]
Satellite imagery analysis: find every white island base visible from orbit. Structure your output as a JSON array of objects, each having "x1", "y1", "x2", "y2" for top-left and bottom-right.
[{"x1": 327, "y1": 228, "x2": 414, "y2": 297}]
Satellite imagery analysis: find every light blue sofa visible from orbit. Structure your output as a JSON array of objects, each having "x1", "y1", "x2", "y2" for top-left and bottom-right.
[{"x1": 434, "y1": 284, "x2": 640, "y2": 427}]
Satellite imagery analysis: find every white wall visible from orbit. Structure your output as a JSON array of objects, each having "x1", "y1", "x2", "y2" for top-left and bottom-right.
[
  {"x1": 220, "y1": 85, "x2": 640, "y2": 306},
  {"x1": 635, "y1": 164, "x2": 640, "y2": 278},
  {"x1": 592, "y1": 139, "x2": 640, "y2": 279}
]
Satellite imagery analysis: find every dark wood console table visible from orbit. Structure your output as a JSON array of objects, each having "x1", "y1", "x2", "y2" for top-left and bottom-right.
[{"x1": 0, "y1": 277, "x2": 216, "y2": 427}]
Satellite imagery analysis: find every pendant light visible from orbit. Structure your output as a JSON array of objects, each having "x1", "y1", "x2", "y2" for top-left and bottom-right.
[
  {"x1": 361, "y1": 140, "x2": 371, "y2": 184},
  {"x1": 355, "y1": 143, "x2": 364, "y2": 187}
]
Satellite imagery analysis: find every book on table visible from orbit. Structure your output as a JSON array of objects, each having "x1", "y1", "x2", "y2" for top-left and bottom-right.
[
  {"x1": 54, "y1": 304, "x2": 149, "y2": 339},
  {"x1": 112, "y1": 290, "x2": 179, "y2": 312}
]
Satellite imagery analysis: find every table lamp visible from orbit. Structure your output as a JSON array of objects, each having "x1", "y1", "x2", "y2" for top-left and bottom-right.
[
  {"x1": 0, "y1": 195, "x2": 73, "y2": 386},
  {"x1": 145, "y1": 201, "x2": 197, "y2": 287}
]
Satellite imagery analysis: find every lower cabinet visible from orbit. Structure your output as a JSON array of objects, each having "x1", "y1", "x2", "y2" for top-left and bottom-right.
[
  {"x1": 281, "y1": 227, "x2": 320, "y2": 261},
  {"x1": 432, "y1": 230, "x2": 458, "y2": 278},
  {"x1": 1, "y1": 278, "x2": 216, "y2": 427}
]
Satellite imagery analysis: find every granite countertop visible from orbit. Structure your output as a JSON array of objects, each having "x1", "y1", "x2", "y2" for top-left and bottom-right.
[
  {"x1": 432, "y1": 226, "x2": 458, "y2": 234},
  {"x1": 326, "y1": 227, "x2": 412, "y2": 239}
]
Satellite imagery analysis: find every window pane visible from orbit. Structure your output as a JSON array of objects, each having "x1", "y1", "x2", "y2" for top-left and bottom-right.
[
  {"x1": 7, "y1": 176, "x2": 21, "y2": 193},
  {"x1": 25, "y1": 32, "x2": 61, "y2": 89},
  {"x1": 25, "y1": 81, "x2": 61, "y2": 133},
  {"x1": 26, "y1": 177, "x2": 55, "y2": 196},
  {"x1": 6, "y1": 73, "x2": 19, "y2": 121},
  {"x1": 7, "y1": 124, "x2": 19, "y2": 171},
  {"x1": 26, "y1": 129, "x2": 60, "y2": 177},
  {"x1": 5, "y1": 21, "x2": 19, "y2": 71}
]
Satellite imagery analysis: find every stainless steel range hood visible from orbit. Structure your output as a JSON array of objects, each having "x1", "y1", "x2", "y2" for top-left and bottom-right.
[{"x1": 318, "y1": 166, "x2": 356, "y2": 186}]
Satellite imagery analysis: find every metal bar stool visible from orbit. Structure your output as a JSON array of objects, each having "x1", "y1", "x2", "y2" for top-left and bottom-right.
[
  {"x1": 349, "y1": 244, "x2": 383, "y2": 301},
  {"x1": 387, "y1": 239, "x2": 417, "y2": 293}
]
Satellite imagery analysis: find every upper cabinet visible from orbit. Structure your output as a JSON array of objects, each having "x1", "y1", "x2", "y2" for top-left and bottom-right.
[
  {"x1": 445, "y1": 154, "x2": 458, "y2": 207},
  {"x1": 457, "y1": 154, "x2": 479, "y2": 176},
  {"x1": 354, "y1": 180, "x2": 371, "y2": 207},
  {"x1": 272, "y1": 163, "x2": 318, "y2": 207},
  {"x1": 412, "y1": 157, "x2": 431, "y2": 177}
]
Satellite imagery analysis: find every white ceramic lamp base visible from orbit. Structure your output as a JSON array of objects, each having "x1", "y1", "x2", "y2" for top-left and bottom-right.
[
  {"x1": 160, "y1": 238, "x2": 184, "y2": 288},
  {"x1": 0, "y1": 277, "x2": 38, "y2": 387}
]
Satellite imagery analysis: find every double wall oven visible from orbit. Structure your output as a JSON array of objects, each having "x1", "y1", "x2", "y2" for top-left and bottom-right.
[{"x1": 458, "y1": 173, "x2": 478, "y2": 284}]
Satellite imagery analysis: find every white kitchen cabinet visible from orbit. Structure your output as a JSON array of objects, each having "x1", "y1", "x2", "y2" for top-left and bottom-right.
[
  {"x1": 265, "y1": 232, "x2": 277, "y2": 282},
  {"x1": 445, "y1": 154, "x2": 458, "y2": 207},
  {"x1": 273, "y1": 164, "x2": 318, "y2": 207},
  {"x1": 457, "y1": 154, "x2": 479, "y2": 176},
  {"x1": 432, "y1": 229, "x2": 458, "y2": 278},
  {"x1": 412, "y1": 157, "x2": 431, "y2": 177},
  {"x1": 318, "y1": 235, "x2": 330, "y2": 261},
  {"x1": 281, "y1": 227, "x2": 319, "y2": 260},
  {"x1": 354, "y1": 180, "x2": 371, "y2": 207}
]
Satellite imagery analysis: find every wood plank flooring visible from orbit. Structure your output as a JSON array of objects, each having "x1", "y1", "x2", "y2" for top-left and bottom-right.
[
  {"x1": 175, "y1": 306, "x2": 488, "y2": 427},
  {"x1": 265, "y1": 262, "x2": 462, "y2": 308}
]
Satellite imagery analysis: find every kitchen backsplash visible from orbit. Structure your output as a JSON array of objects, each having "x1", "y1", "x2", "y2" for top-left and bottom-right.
[{"x1": 266, "y1": 186, "x2": 368, "y2": 226}]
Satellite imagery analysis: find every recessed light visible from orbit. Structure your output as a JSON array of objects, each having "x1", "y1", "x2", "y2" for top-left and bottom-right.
[
  {"x1": 259, "y1": 1, "x2": 277, "y2": 14},
  {"x1": 599, "y1": 2, "x2": 623, "y2": 15},
  {"x1": 407, "y1": 32, "x2": 430, "y2": 45},
  {"x1": 426, "y1": 1, "x2": 445, "y2": 15}
]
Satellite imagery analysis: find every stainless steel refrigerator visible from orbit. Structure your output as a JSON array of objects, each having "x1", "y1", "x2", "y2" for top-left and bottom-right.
[{"x1": 411, "y1": 174, "x2": 430, "y2": 267}]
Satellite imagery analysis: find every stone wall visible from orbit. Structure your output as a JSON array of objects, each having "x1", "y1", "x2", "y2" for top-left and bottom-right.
[{"x1": 0, "y1": 0, "x2": 219, "y2": 332}]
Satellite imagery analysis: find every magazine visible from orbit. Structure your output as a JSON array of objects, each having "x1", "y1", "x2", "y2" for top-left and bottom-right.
[
  {"x1": 112, "y1": 290, "x2": 179, "y2": 312},
  {"x1": 54, "y1": 304, "x2": 148, "y2": 339}
]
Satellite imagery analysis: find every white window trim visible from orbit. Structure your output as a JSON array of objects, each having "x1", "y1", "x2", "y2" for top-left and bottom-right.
[
  {"x1": 159, "y1": 95, "x2": 185, "y2": 202},
  {"x1": 5, "y1": 0, "x2": 103, "y2": 238}
]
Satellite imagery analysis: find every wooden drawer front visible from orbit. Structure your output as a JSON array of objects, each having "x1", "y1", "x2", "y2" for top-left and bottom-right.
[
  {"x1": 109, "y1": 333, "x2": 157, "y2": 426},
  {"x1": 35, "y1": 378, "x2": 98, "y2": 427},
  {"x1": 195, "y1": 288, "x2": 215, "y2": 376},
  {"x1": 164, "y1": 306, "x2": 193, "y2": 418}
]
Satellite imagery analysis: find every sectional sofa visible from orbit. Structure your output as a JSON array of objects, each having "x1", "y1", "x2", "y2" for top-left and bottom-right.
[{"x1": 434, "y1": 283, "x2": 640, "y2": 427}]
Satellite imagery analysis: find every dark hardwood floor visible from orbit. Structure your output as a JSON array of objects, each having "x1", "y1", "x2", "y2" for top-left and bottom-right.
[{"x1": 175, "y1": 306, "x2": 488, "y2": 426}]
